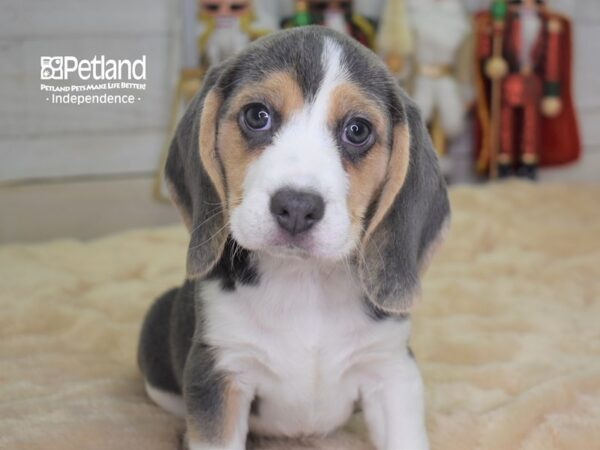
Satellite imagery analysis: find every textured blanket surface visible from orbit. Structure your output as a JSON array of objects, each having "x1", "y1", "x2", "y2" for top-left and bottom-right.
[{"x1": 1, "y1": 182, "x2": 599, "y2": 450}]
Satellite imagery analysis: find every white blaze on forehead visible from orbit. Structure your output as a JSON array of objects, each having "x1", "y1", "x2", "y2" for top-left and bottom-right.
[{"x1": 310, "y1": 38, "x2": 349, "y2": 125}]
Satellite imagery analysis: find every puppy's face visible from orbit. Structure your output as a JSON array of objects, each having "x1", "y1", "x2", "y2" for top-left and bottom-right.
[
  {"x1": 217, "y1": 38, "x2": 405, "y2": 261},
  {"x1": 168, "y1": 27, "x2": 449, "y2": 313}
]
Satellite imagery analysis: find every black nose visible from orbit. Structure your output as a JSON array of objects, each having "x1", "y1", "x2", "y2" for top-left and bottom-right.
[{"x1": 270, "y1": 189, "x2": 325, "y2": 235}]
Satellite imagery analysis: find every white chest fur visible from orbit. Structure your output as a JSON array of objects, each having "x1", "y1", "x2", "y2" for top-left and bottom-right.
[{"x1": 201, "y1": 256, "x2": 412, "y2": 438}]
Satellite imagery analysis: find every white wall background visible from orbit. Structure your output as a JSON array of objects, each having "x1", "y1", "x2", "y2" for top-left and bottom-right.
[
  {"x1": 0, "y1": 0, "x2": 179, "y2": 182},
  {"x1": 0, "y1": 0, "x2": 598, "y2": 184}
]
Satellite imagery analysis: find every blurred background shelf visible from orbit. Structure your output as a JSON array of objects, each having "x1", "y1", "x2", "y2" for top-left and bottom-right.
[{"x1": 0, "y1": 175, "x2": 179, "y2": 243}]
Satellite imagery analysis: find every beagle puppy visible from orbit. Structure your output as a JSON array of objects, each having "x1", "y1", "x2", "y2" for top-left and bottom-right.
[{"x1": 138, "y1": 26, "x2": 449, "y2": 450}]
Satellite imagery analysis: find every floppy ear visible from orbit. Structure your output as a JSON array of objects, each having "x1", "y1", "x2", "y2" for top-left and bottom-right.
[
  {"x1": 165, "y1": 64, "x2": 229, "y2": 279},
  {"x1": 359, "y1": 92, "x2": 450, "y2": 314}
]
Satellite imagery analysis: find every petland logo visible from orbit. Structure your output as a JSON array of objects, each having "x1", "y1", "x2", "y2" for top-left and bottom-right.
[
  {"x1": 40, "y1": 55, "x2": 146, "y2": 81},
  {"x1": 40, "y1": 55, "x2": 148, "y2": 105}
]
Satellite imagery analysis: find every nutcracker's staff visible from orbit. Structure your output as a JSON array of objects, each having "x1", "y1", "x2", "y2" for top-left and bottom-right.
[{"x1": 485, "y1": 0, "x2": 508, "y2": 180}]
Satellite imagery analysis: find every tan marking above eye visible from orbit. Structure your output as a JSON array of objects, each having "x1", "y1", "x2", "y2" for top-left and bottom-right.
[
  {"x1": 217, "y1": 71, "x2": 305, "y2": 210},
  {"x1": 327, "y1": 83, "x2": 387, "y2": 136},
  {"x1": 227, "y1": 71, "x2": 304, "y2": 122},
  {"x1": 327, "y1": 83, "x2": 392, "y2": 230}
]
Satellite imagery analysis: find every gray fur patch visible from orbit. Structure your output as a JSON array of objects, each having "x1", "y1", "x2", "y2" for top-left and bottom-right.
[{"x1": 165, "y1": 64, "x2": 229, "y2": 278}]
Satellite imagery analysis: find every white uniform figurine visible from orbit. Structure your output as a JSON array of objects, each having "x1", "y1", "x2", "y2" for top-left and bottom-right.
[
  {"x1": 198, "y1": 0, "x2": 253, "y2": 68},
  {"x1": 205, "y1": 19, "x2": 250, "y2": 67},
  {"x1": 408, "y1": 0, "x2": 469, "y2": 140}
]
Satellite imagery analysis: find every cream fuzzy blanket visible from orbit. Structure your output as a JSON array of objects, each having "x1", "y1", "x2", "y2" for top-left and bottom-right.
[{"x1": 1, "y1": 182, "x2": 599, "y2": 450}]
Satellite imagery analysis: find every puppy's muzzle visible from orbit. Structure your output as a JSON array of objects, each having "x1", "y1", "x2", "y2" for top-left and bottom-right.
[{"x1": 270, "y1": 189, "x2": 325, "y2": 236}]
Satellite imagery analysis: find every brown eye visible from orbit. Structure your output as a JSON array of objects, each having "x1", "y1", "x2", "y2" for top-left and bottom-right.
[
  {"x1": 343, "y1": 118, "x2": 372, "y2": 146},
  {"x1": 242, "y1": 103, "x2": 271, "y2": 131}
]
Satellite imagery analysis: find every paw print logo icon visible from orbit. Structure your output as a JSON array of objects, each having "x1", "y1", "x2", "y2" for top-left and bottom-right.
[{"x1": 40, "y1": 56, "x2": 64, "y2": 80}]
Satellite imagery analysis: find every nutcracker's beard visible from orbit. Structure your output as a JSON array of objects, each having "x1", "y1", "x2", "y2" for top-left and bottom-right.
[{"x1": 215, "y1": 16, "x2": 241, "y2": 29}]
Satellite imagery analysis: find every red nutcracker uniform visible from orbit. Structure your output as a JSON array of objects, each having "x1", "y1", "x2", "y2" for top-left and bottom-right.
[{"x1": 474, "y1": 0, "x2": 580, "y2": 179}]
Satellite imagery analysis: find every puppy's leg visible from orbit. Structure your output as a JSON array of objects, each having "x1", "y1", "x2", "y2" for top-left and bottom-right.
[
  {"x1": 362, "y1": 350, "x2": 429, "y2": 450},
  {"x1": 361, "y1": 389, "x2": 386, "y2": 450},
  {"x1": 183, "y1": 343, "x2": 252, "y2": 450}
]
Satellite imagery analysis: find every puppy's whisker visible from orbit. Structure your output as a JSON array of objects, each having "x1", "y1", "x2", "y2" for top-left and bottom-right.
[
  {"x1": 353, "y1": 222, "x2": 385, "y2": 282},
  {"x1": 341, "y1": 254, "x2": 354, "y2": 281},
  {"x1": 188, "y1": 220, "x2": 231, "y2": 251},
  {"x1": 201, "y1": 200, "x2": 224, "y2": 206},
  {"x1": 229, "y1": 239, "x2": 244, "y2": 271},
  {"x1": 189, "y1": 207, "x2": 226, "y2": 237}
]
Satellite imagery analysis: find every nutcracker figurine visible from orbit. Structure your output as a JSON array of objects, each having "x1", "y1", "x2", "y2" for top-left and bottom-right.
[
  {"x1": 474, "y1": 0, "x2": 580, "y2": 179},
  {"x1": 283, "y1": 0, "x2": 376, "y2": 50},
  {"x1": 198, "y1": 0, "x2": 269, "y2": 68},
  {"x1": 408, "y1": 0, "x2": 470, "y2": 155}
]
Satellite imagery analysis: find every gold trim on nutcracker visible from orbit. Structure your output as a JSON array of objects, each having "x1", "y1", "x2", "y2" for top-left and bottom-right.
[
  {"x1": 475, "y1": 16, "x2": 492, "y2": 174},
  {"x1": 418, "y1": 64, "x2": 453, "y2": 79},
  {"x1": 198, "y1": 13, "x2": 216, "y2": 54},
  {"x1": 430, "y1": 111, "x2": 446, "y2": 156},
  {"x1": 547, "y1": 17, "x2": 563, "y2": 34},
  {"x1": 350, "y1": 13, "x2": 376, "y2": 50}
]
